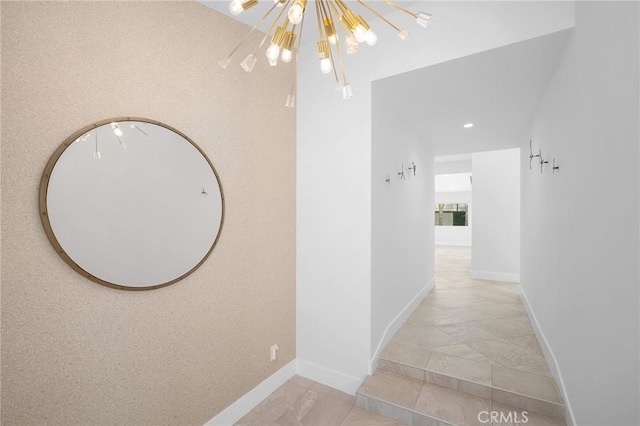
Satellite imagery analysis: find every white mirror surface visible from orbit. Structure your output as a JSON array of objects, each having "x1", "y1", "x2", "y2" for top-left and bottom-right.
[{"x1": 41, "y1": 118, "x2": 224, "y2": 289}]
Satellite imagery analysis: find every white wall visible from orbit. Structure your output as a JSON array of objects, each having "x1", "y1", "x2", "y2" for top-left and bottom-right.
[
  {"x1": 297, "y1": 2, "x2": 575, "y2": 385},
  {"x1": 436, "y1": 191, "x2": 472, "y2": 205},
  {"x1": 435, "y1": 190, "x2": 472, "y2": 247},
  {"x1": 371, "y1": 98, "x2": 434, "y2": 364},
  {"x1": 435, "y1": 226, "x2": 471, "y2": 247},
  {"x1": 434, "y1": 160, "x2": 472, "y2": 175},
  {"x1": 296, "y1": 84, "x2": 373, "y2": 391},
  {"x1": 522, "y1": 2, "x2": 639, "y2": 424},
  {"x1": 471, "y1": 149, "x2": 520, "y2": 282}
]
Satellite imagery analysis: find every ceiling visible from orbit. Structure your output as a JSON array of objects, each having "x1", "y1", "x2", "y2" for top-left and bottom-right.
[
  {"x1": 435, "y1": 153, "x2": 471, "y2": 164},
  {"x1": 373, "y1": 29, "x2": 572, "y2": 156},
  {"x1": 199, "y1": 1, "x2": 573, "y2": 158}
]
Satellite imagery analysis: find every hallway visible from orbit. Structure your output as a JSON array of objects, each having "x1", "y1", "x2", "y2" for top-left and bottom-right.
[{"x1": 357, "y1": 246, "x2": 565, "y2": 425}]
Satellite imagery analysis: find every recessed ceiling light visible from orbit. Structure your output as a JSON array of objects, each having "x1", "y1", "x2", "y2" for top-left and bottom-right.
[{"x1": 464, "y1": 123, "x2": 474, "y2": 128}]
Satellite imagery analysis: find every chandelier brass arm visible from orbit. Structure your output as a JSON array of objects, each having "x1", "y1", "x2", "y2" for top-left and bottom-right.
[{"x1": 219, "y1": 0, "x2": 432, "y2": 107}]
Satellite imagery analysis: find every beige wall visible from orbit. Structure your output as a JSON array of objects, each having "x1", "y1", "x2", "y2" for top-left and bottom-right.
[{"x1": 1, "y1": 1, "x2": 296, "y2": 424}]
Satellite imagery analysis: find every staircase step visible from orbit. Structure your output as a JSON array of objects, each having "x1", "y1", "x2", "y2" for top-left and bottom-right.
[
  {"x1": 376, "y1": 353, "x2": 565, "y2": 422},
  {"x1": 356, "y1": 369, "x2": 565, "y2": 426}
]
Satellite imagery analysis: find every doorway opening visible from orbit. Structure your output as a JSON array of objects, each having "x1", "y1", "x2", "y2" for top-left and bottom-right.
[{"x1": 435, "y1": 148, "x2": 520, "y2": 283}]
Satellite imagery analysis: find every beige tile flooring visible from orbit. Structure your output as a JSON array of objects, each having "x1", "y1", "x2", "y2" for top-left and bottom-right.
[
  {"x1": 235, "y1": 375, "x2": 404, "y2": 426},
  {"x1": 364, "y1": 246, "x2": 565, "y2": 425},
  {"x1": 380, "y1": 247, "x2": 562, "y2": 403},
  {"x1": 237, "y1": 246, "x2": 565, "y2": 426}
]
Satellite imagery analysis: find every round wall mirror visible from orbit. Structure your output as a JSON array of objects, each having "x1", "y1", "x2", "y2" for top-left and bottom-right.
[{"x1": 39, "y1": 117, "x2": 224, "y2": 290}]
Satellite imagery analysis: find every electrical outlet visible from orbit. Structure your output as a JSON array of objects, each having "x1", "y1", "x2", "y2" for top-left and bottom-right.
[{"x1": 270, "y1": 344, "x2": 279, "y2": 362}]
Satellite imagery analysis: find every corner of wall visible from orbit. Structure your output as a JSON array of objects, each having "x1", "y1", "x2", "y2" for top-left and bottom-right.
[
  {"x1": 296, "y1": 359, "x2": 364, "y2": 396},
  {"x1": 203, "y1": 360, "x2": 297, "y2": 426},
  {"x1": 368, "y1": 277, "x2": 436, "y2": 375}
]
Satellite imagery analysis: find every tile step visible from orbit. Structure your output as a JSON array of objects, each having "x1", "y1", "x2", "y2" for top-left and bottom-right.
[
  {"x1": 376, "y1": 357, "x2": 565, "y2": 422},
  {"x1": 356, "y1": 369, "x2": 565, "y2": 426},
  {"x1": 356, "y1": 392, "x2": 452, "y2": 426}
]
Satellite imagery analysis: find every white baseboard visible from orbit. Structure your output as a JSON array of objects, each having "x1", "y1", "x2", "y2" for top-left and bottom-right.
[
  {"x1": 204, "y1": 360, "x2": 296, "y2": 426},
  {"x1": 203, "y1": 359, "x2": 364, "y2": 425},
  {"x1": 435, "y1": 241, "x2": 471, "y2": 247},
  {"x1": 519, "y1": 287, "x2": 575, "y2": 426},
  {"x1": 471, "y1": 270, "x2": 520, "y2": 283},
  {"x1": 204, "y1": 277, "x2": 436, "y2": 426},
  {"x1": 368, "y1": 278, "x2": 436, "y2": 375},
  {"x1": 296, "y1": 359, "x2": 363, "y2": 396}
]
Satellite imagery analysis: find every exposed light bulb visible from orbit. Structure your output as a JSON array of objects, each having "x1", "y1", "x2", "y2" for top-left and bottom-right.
[
  {"x1": 218, "y1": 57, "x2": 232, "y2": 69},
  {"x1": 240, "y1": 53, "x2": 257, "y2": 72},
  {"x1": 320, "y1": 58, "x2": 332, "y2": 74},
  {"x1": 364, "y1": 30, "x2": 377, "y2": 46},
  {"x1": 285, "y1": 94, "x2": 295, "y2": 108},
  {"x1": 415, "y1": 12, "x2": 432, "y2": 28},
  {"x1": 110, "y1": 123, "x2": 123, "y2": 137},
  {"x1": 353, "y1": 25, "x2": 367, "y2": 43},
  {"x1": 266, "y1": 44, "x2": 280, "y2": 66},
  {"x1": 397, "y1": 30, "x2": 409, "y2": 40},
  {"x1": 342, "y1": 83, "x2": 353, "y2": 100},
  {"x1": 346, "y1": 35, "x2": 359, "y2": 54},
  {"x1": 287, "y1": 3, "x2": 304, "y2": 24},
  {"x1": 281, "y1": 49, "x2": 292, "y2": 63},
  {"x1": 323, "y1": 17, "x2": 337, "y2": 45},
  {"x1": 229, "y1": 0, "x2": 243, "y2": 15}
]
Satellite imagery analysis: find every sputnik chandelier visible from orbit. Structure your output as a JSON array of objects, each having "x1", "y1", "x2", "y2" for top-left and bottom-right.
[{"x1": 218, "y1": 0, "x2": 432, "y2": 107}]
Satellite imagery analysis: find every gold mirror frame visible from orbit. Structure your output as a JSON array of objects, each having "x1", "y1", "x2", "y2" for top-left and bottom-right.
[{"x1": 39, "y1": 117, "x2": 225, "y2": 291}]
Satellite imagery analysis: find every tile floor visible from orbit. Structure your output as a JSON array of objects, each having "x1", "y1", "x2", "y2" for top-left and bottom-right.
[
  {"x1": 362, "y1": 246, "x2": 565, "y2": 425},
  {"x1": 237, "y1": 246, "x2": 565, "y2": 426},
  {"x1": 235, "y1": 375, "x2": 403, "y2": 426},
  {"x1": 379, "y1": 247, "x2": 563, "y2": 404}
]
